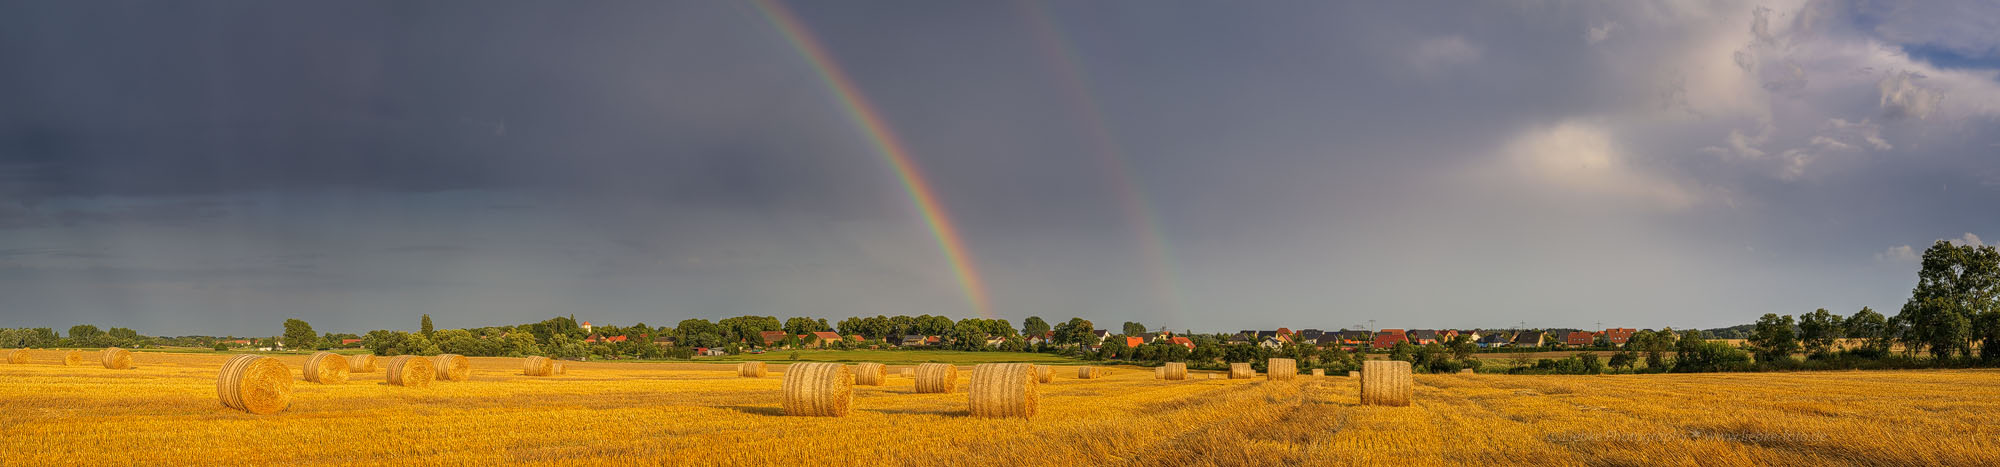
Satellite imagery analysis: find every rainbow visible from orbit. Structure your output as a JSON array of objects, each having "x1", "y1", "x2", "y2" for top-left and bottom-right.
[
  {"x1": 1020, "y1": 1, "x2": 1188, "y2": 321},
  {"x1": 752, "y1": 0, "x2": 992, "y2": 318}
]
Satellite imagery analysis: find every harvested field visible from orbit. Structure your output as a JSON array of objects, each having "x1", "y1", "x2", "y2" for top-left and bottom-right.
[{"x1": 2, "y1": 350, "x2": 1998, "y2": 465}]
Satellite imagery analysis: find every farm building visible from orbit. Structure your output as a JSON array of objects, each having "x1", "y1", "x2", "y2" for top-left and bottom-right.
[
  {"x1": 806, "y1": 331, "x2": 844, "y2": 348},
  {"x1": 1479, "y1": 332, "x2": 1513, "y2": 348},
  {"x1": 758, "y1": 331, "x2": 789, "y2": 347},
  {"x1": 1169, "y1": 337, "x2": 1195, "y2": 349}
]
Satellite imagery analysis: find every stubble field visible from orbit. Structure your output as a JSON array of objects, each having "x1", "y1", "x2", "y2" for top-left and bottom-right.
[{"x1": 3, "y1": 350, "x2": 1998, "y2": 466}]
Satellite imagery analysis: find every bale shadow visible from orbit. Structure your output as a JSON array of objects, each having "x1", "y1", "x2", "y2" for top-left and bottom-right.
[
  {"x1": 721, "y1": 405, "x2": 786, "y2": 416},
  {"x1": 864, "y1": 408, "x2": 966, "y2": 418}
]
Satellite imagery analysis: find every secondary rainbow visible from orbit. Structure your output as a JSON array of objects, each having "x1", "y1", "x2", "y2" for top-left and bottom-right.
[
  {"x1": 752, "y1": 0, "x2": 992, "y2": 318},
  {"x1": 1020, "y1": 0, "x2": 1188, "y2": 321}
]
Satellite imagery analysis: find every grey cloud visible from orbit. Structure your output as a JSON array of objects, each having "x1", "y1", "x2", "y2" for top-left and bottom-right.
[
  {"x1": 2, "y1": 1, "x2": 1998, "y2": 335},
  {"x1": 1878, "y1": 71, "x2": 1944, "y2": 119}
]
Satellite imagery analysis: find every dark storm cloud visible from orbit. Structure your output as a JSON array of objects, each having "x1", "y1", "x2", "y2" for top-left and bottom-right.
[{"x1": 2, "y1": 0, "x2": 1999, "y2": 335}]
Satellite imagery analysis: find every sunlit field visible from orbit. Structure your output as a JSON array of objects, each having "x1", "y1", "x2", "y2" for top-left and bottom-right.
[{"x1": 4, "y1": 350, "x2": 1999, "y2": 466}]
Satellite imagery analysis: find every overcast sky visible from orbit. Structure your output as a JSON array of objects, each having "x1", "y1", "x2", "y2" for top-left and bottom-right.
[{"x1": 3, "y1": 0, "x2": 1998, "y2": 336}]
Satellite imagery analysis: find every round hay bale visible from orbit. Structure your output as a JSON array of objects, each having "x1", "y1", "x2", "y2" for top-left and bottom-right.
[
  {"x1": 64, "y1": 350, "x2": 84, "y2": 366},
  {"x1": 523, "y1": 356, "x2": 555, "y2": 376},
  {"x1": 1162, "y1": 362, "x2": 1186, "y2": 380},
  {"x1": 1154, "y1": 366, "x2": 1164, "y2": 379},
  {"x1": 913, "y1": 363, "x2": 957, "y2": 393},
  {"x1": 348, "y1": 354, "x2": 378, "y2": 373},
  {"x1": 303, "y1": 352, "x2": 349, "y2": 384},
  {"x1": 101, "y1": 347, "x2": 132, "y2": 369},
  {"x1": 854, "y1": 362, "x2": 888, "y2": 386},
  {"x1": 781, "y1": 362, "x2": 852, "y2": 417},
  {"x1": 434, "y1": 354, "x2": 470, "y2": 382},
  {"x1": 1311, "y1": 368, "x2": 1325, "y2": 377},
  {"x1": 738, "y1": 361, "x2": 768, "y2": 378},
  {"x1": 899, "y1": 367, "x2": 915, "y2": 378},
  {"x1": 1348, "y1": 370, "x2": 1360, "y2": 378},
  {"x1": 1458, "y1": 368, "x2": 1475, "y2": 374},
  {"x1": 554, "y1": 361, "x2": 566, "y2": 375},
  {"x1": 1033, "y1": 365, "x2": 1053, "y2": 383},
  {"x1": 1267, "y1": 358, "x2": 1297, "y2": 381},
  {"x1": 386, "y1": 355, "x2": 434, "y2": 387},
  {"x1": 968, "y1": 363, "x2": 1037, "y2": 419},
  {"x1": 216, "y1": 354, "x2": 293, "y2": 415},
  {"x1": 1360, "y1": 360, "x2": 1413, "y2": 407},
  {"x1": 1228, "y1": 362, "x2": 1254, "y2": 379},
  {"x1": 1077, "y1": 366, "x2": 1106, "y2": 379},
  {"x1": 4, "y1": 349, "x2": 27, "y2": 364}
]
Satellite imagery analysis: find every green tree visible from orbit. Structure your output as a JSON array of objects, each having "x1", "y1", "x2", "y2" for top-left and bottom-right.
[
  {"x1": 1052, "y1": 318, "x2": 1095, "y2": 347},
  {"x1": 282, "y1": 318, "x2": 319, "y2": 350},
  {"x1": 717, "y1": 316, "x2": 782, "y2": 344},
  {"x1": 420, "y1": 314, "x2": 434, "y2": 337},
  {"x1": 1021, "y1": 316, "x2": 1050, "y2": 338},
  {"x1": 1122, "y1": 322, "x2": 1148, "y2": 336},
  {"x1": 1748, "y1": 313, "x2": 1798, "y2": 363},
  {"x1": 1894, "y1": 240, "x2": 1999, "y2": 359},
  {"x1": 1096, "y1": 334, "x2": 1129, "y2": 360},
  {"x1": 835, "y1": 317, "x2": 864, "y2": 338},
  {"x1": 1448, "y1": 334, "x2": 1477, "y2": 361},
  {"x1": 433, "y1": 329, "x2": 485, "y2": 356},
  {"x1": 504, "y1": 332, "x2": 541, "y2": 357},
  {"x1": 1975, "y1": 311, "x2": 2000, "y2": 363},
  {"x1": 783, "y1": 317, "x2": 828, "y2": 336},
  {"x1": 1844, "y1": 307, "x2": 1890, "y2": 357},
  {"x1": 398, "y1": 332, "x2": 441, "y2": 356},
  {"x1": 1578, "y1": 352, "x2": 1603, "y2": 374},
  {"x1": 1389, "y1": 341, "x2": 1415, "y2": 363},
  {"x1": 67, "y1": 325, "x2": 104, "y2": 346},
  {"x1": 1608, "y1": 351, "x2": 1636, "y2": 370},
  {"x1": 1797, "y1": 308, "x2": 1840, "y2": 358},
  {"x1": 1673, "y1": 329, "x2": 1750, "y2": 372}
]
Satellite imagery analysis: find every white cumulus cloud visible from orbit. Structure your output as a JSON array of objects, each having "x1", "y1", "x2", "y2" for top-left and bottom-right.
[{"x1": 1504, "y1": 120, "x2": 1697, "y2": 209}]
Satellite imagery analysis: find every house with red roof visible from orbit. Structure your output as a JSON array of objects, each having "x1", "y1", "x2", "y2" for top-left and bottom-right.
[
  {"x1": 1125, "y1": 336, "x2": 1146, "y2": 348},
  {"x1": 340, "y1": 338, "x2": 363, "y2": 346},
  {"x1": 758, "y1": 330, "x2": 789, "y2": 347},
  {"x1": 1169, "y1": 336, "x2": 1195, "y2": 349},
  {"x1": 806, "y1": 331, "x2": 844, "y2": 348},
  {"x1": 1026, "y1": 331, "x2": 1056, "y2": 346},
  {"x1": 1564, "y1": 331, "x2": 1596, "y2": 347},
  {"x1": 1602, "y1": 328, "x2": 1636, "y2": 345},
  {"x1": 584, "y1": 333, "x2": 628, "y2": 344},
  {"x1": 1372, "y1": 329, "x2": 1409, "y2": 349}
]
